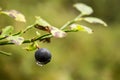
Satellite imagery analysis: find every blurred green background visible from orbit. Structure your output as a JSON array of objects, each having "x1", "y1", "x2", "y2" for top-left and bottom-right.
[{"x1": 0, "y1": 0, "x2": 120, "y2": 80}]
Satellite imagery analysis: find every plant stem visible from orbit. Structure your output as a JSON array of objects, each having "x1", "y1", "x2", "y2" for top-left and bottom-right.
[
  {"x1": 0, "y1": 50, "x2": 12, "y2": 56},
  {"x1": 0, "y1": 14, "x2": 82, "y2": 46},
  {"x1": 60, "y1": 14, "x2": 83, "y2": 30},
  {"x1": 0, "y1": 34, "x2": 51, "y2": 45},
  {"x1": 21, "y1": 24, "x2": 34, "y2": 35},
  {"x1": 60, "y1": 20, "x2": 75, "y2": 30},
  {"x1": 0, "y1": 30, "x2": 77, "y2": 45},
  {"x1": 0, "y1": 24, "x2": 34, "y2": 40},
  {"x1": 0, "y1": 36, "x2": 7, "y2": 40}
]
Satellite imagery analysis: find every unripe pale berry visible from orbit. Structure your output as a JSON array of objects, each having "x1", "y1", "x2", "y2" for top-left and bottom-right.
[{"x1": 35, "y1": 48, "x2": 51, "y2": 65}]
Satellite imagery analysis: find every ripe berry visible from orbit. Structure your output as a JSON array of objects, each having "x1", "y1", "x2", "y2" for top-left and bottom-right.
[{"x1": 35, "y1": 48, "x2": 51, "y2": 66}]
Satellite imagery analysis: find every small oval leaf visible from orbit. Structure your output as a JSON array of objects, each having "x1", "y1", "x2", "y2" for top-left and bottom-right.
[
  {"x1": 34, "y1": 17, "x2": 51, "y2": 32},
  {"x1": 70, "y1": 24, "x2": 93, "y2": 34},
  {"x1": 0, "y1": 26, "x2": 14, "y2": 37},
  {"x1": 50, "y1": 27, "x2": 67, "y2": 38},
  {"x1": 7, "y1": 36, "x2": 24, "y2": 45},
  {"x1": 74, "y1": 3, "x2": 93, "y2": 15},
  {"x1": 83, "y1": 17, "x2": 107, "y2": 26},
  {"x1": 1, "y1": 10, "x2": 26, "y2": 22},
  {"x1": 35, "y1": 16, "x2": 67, "y2": 38},
  {"x1": 35, "y1": 16, "x2": 51, "y2": 27}
]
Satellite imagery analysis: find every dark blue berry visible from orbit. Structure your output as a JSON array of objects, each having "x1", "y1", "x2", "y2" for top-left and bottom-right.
[{"x1": 35, "y1": 48, "x2": 51, "y2": 65}]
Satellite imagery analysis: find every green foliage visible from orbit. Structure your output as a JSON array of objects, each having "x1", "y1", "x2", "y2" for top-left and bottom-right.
[
  {"x1": 74, "y1": 3, "x2": 93, "y2": 16},
  {"x1": 35, "y1": 16, "x2": 51, "y2": 27},
  {"x1": 0, "y1": 3, "x2": 107, "y2": 57},
  {"x1": 1, "y1": 10, "x2": 26, "y2": 22},
  {"x1": 34, "y1": 17, "x2": 67, "y2": 38},
  {"x1": 0, "y1": 26, "x2": 14, "y2": 38},
  {"x1": 6, "y1": 35, "x2": 24, "y2": 45},
  {"x1": 83, "y1": 17, "x2": 107, "y2": 26},
  {"x1": 70, "y1": 24, "x2": 93, "y2": 34}
]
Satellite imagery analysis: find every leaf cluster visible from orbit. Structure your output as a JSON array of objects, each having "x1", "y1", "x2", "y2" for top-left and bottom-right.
[{"x1": 0, "y1": 3, "x2": 107, "y2": 56}]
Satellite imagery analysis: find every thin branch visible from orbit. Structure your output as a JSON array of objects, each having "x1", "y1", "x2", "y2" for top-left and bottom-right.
[
  {"x1": 0, "y1": 50, "x2": 12, "y2": 56},
  {"x1": 0, "y1": 30, "x2": 77, "y2": 46},
  {"x1": 60, "y1": 14, "x2": 83, "y2": 30},
  {"x1": 60, "y1": 20, "x2": 75, "y2": 30},
  {"x1": 0, "y1": 36, "x2": 7, "y2": 40}
]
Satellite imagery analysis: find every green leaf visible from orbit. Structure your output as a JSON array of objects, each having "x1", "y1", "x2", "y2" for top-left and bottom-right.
[
  {"x1": 70, "y1": 24, "x2": 93, "y2": 34},
  {"x1": 35, "y1": 16, "x2": 67, "y2": 38},
  {"x1": 24, "y1": 42, "x2": 38, "y2": 51},
  {"x1": 35, "y1": 16, "x2": 51, "y2": 27},
  {"x1": 7, "y1": 36, "x2": 24, "y2": 45},
  {"x1": 0, "y1": 26, "x2": 14, "y2": 37},
  {"x1": 83, "y1": 17, "x2": 107, "y2": 26},
  {"x1": 1, "y1": 10, "x2": 26, "y2": 22},
  {"x1": 34, "y1": 17, "x2": 51, "y2": 32},
  {"x1": 50, "y1": 27, "x2": 67, "y2": 38},
  {"x1": 0, "y1": 50, "x2": 12, "y2": 56},
  {"x1": 74, "y1": 3, "x2": 93, "y2": 15}
]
